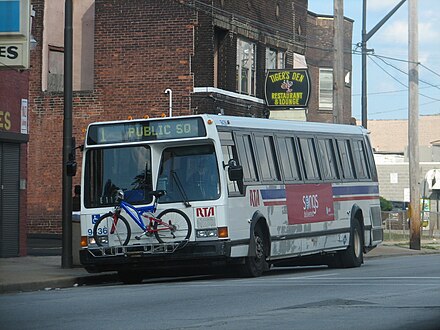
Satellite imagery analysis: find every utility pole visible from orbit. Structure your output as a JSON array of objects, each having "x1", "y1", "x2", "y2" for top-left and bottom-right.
[
  {"x1": 360, "y1": 0, "x2": 406, "y2": 128},
  {"x1": 333, "y1": 0, "x2": 344, "y2": 124},
  {"x1": 408, "y1": 0, "x2": 420, "y2": 250},
  {"x1": 361, "y1": 0, "x2": 368, "y2": 128},
  {"x1": 62, "y1": 0, "x2": 73, "y2": 268}
]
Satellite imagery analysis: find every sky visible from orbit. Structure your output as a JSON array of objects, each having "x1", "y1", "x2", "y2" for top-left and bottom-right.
[{"x1": 308, "y1": 0, "x2": 440, "y2": 121}]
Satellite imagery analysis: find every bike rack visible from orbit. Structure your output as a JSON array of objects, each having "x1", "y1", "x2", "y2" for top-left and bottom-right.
[{"x1": 87, "y1": 240, "x2": 189, "y2": 258}]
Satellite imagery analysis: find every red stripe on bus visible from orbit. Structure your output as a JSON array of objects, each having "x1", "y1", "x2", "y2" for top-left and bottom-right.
[{"x1": 263, "y1": 201, "x2": 286, "y2": 206}]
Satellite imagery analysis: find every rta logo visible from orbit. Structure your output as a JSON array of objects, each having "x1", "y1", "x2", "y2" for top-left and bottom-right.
[
  {"x1": 196, "y1": 207, "x2": 214, "y2": 217},
  {"x1": 250, "y1": 189, "x2": 260, "y2": 207}
]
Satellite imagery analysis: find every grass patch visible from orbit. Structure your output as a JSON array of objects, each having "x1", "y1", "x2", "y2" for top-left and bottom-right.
[{"x1": 383, "y1": 232, "x2": 409, "y2": 242}]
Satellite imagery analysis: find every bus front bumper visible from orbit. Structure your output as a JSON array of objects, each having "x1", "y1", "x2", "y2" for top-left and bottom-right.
[{"x1": 79, "y1": 240, "x2": 233, "y2": 273}]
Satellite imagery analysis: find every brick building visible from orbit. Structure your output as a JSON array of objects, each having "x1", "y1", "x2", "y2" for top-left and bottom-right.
[
  {"x1": 306, "y1": 12, "x2": 353, "y2": 123},
  {"x1": 26, "y1": 0, "x2": 354, "y2": 235}
]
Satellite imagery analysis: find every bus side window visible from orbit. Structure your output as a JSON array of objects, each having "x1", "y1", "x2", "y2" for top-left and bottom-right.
[
  {"x1": 336, "y1": 139, "x2": 355, "y2": 180},
  {"x1": 298, "y1": 137, "x2": 320, "y2": 181},
  {"x1": 276, "y1": 136, "x2": 302, "y2": 182},
  {"x1": 235, "y1": 133, "x2": 258, "y2": 183},
  {"x1": 317, "y1": 138, "x2": 340, "y2": 180},
  {"x1": 254, "y1": 135, "x2": 281, "y2": 182},
  {"x1": 352, "y1": 139, "x2": 370, "y2": 180}
]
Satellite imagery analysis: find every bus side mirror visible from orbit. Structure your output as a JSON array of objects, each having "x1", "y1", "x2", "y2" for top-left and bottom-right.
[{"x1": 227, "y1": 159, "x2": 243, "y2": 182}]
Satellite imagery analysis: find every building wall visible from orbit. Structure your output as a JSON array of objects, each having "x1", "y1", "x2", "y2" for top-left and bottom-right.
[
  {"x1": 377, "y1": 163, "x2": 440, "y2": 202},
  {"x1": 191, "y1": 0, "x2": 310, "y2": 118},
  {"x1": 306, "y1": 13, "x2": 353, "y2": 124}
]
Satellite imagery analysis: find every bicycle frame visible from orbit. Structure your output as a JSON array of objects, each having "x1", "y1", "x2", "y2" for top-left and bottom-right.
[{"x1": 118, "y1": 200, "x2": 155, "y2": 232}]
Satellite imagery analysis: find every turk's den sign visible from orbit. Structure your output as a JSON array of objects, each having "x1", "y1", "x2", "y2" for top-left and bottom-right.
[{"x1": 265, "y1": 69, "x2": 310, "y2": 108}]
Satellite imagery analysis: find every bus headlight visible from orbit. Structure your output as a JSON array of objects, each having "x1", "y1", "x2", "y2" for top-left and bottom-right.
[
  {"x1": 196, "y1": 227, "x2": 229, "y2": 238},
  {"x1": 196, "y1": 229, "x2": 218, "y2": 238}
]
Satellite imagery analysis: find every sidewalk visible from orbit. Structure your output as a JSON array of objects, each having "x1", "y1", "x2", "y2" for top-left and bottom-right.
[
  {"x1": 0, "y1": 256, "x2": 118, "y2": 294},
  {"x1": 1, "y1": 244, "x2": 440, "y2": 294}
]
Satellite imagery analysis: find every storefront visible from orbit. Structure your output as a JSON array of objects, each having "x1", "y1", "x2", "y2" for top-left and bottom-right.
[{"x1": 0, "y1": 71, "x2": 29, "y2": 257}]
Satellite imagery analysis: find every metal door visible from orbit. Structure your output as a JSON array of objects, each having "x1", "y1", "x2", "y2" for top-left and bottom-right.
[{"x1": 0, "y1": 143, "x2": 20, "y2": 257}]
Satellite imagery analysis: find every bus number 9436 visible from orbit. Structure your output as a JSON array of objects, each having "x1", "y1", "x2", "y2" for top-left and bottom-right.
[{"x1": 88, "y1": 227, "x2": 107, "y2": 236}]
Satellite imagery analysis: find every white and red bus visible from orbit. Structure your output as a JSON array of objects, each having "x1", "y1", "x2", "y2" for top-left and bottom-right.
[{"x1": 79, "y1": 114, "x2": 383, "y2": 282}]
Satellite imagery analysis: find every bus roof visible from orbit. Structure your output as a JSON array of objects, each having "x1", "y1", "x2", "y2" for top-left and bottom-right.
[
  {"x1": 205, "y1": 114, "x2": 367, "y2": 136},
  {"x1": 86, "y1": 114, "x2": 368, "y2": 138}
]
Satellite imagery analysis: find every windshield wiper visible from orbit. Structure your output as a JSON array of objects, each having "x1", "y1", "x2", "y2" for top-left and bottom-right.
[{"x1": 171, "y1": 170, "x2": 191, "y2": 207}]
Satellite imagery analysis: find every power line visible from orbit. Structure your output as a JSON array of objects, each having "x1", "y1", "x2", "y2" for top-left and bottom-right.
[
  {"x1": 420, "y1": 62, "x2": 440, "y2": 79},
  {"x1": 369, "y1": 100, "x2": 439, "y2": 115},
  {"x1": 369, "y1": 56, "x2": 440, "y2": 102},
  {"x1": 352, "y1": 89, "x2": 407, "y2": 97},
  {"x1": 352, "y1": 84, "x2": 439, "y2": 97},
  {"x1": 372, "y1": 54, "x2": 440, "y2": 90},
  {"x1": 352, "y1": 49, "x2": 440, "y2": 83}
]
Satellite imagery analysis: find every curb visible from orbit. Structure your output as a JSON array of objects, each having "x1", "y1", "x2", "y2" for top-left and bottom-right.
[{"x1": 0, "y1": 273, "x2": 118, "y2": 294}]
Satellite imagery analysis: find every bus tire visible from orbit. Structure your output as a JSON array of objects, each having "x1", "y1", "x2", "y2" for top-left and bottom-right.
[
  {"x1": 238, "y1": 225, "x2": 268, "y2": 277},
  {"x1": 339, "y1": 218, "x2": 364, "y2": 268}
]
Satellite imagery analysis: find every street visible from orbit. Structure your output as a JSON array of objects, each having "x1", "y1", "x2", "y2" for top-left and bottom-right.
[{"x1": 1, "y1": 254, "x2": 440, "y2": 330}]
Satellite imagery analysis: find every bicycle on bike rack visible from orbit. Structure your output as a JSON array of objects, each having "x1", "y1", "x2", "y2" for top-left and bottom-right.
[{"x1": 92, "y1": 190, "x2": 191, "y2": 247}]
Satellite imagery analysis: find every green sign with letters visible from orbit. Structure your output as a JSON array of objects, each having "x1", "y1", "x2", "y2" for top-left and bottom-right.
[
  {"x1": 265, "y1": 69, "x2": 311, "y2": 108},
  {"x1": 87, "y1": 117, "x2": 206, "y2": 145}
]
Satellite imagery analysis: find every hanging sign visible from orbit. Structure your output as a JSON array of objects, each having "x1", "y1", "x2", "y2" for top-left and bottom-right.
[
  {"x1": 0, "y1": 0, "x2": 30, "y2": 69},
  {"x1": 265, "y1": 69, "x2": 311, "y2": 108}
]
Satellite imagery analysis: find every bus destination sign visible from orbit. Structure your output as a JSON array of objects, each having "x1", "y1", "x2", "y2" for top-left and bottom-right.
[
  {"x1": 264, "y1": 69, "x2": 310, "y2": 108},
  {"x1": 87, "y1": 117, "x2": 206, "y2": 145}
]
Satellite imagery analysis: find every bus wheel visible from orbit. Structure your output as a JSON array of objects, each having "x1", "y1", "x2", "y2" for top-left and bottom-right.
[
  {"x1": 239, "y1": 225, "x2": 267, "y2": 277},
  {"x1": 339, "y1": 219, "x2": 364, "y2": 268}
]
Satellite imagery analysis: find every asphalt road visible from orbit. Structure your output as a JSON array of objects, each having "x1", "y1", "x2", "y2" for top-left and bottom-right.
[{"x1": 1, "y1": 254, "x2": 439, "y2": 330}]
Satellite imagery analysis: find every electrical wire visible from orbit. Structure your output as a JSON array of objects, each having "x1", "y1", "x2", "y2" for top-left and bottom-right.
[
  {"x1": 369, "y1": 56, "x2": 440, "y2": 102},
  {"x1": 372, "y1": 54, "x2": 440, "y2": 90},
  {"x1": 369, "y1": 100, "x2": 439, "y2": 116}
]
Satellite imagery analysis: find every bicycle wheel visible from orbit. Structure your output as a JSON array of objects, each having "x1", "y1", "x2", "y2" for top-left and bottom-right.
[
  {"x1": 154, "y1": 209, "x2": 191, "y2": 244},
  {"x1": 93, "y1": 212, "x2": 131, "y2": 247}
]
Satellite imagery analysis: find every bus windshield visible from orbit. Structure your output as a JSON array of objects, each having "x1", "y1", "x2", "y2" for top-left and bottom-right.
[
  {"x1": 157, "y1": 144, "x2": 220, "y2": 203},
  {"x1": 84, "y1": 145, "x2": 152, "y2": 207}
]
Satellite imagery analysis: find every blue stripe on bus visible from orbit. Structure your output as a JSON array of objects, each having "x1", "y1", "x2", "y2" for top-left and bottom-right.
[
  {"x1": 332, "y1": 185, "x2": 379, "y2": 196},
  {"x1": 260, "y1": 189, "x2": 286, "y2": 200},
  {"x1": 259, "y1": 185, "x2": 378, "y2": 202}
]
